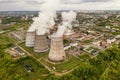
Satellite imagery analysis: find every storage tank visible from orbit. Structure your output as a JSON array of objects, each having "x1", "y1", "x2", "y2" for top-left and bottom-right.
[
  {"x1": 48, "y1": 35, "x2": 66, "y2": 62},
  {"x1": 34, "y1": 35, "x2": 49, "y2": 52},
  {"x1": 25, "y1": 31, "x2": 35, "y2": 47}
]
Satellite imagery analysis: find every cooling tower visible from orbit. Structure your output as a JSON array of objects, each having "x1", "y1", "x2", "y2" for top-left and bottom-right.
[
  {"x1": 48, "y1": 36, "x2": 66, "y2": 62},
  {"x1": 34, "y1": 35, "x2": 49, "y2": 52},
  {"x1": 25, "y1": 31, "x2": 35, "y2": 47}
]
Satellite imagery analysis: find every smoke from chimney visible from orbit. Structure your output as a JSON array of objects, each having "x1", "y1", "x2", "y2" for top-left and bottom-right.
[
  {"x1": 27, "y1": 0, "x2": 76, "y2": 37},
  {"x1": 53, "y1": 11, "x2": 77, "y2": 37},
  {"x1": 28, "y1": 0, "x2": 61, "y2": 35}
]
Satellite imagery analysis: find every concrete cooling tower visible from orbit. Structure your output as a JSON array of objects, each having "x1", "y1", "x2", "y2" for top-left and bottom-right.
[
  {"x1": 25, "y1": 31, "x2": 35, "y2": 47},
  {"x1": 48, "y1": 36, "x2": 66, "y2": 62},
  {"x1": 34, "y1": 35, "x2": 49, "y2": 52}
]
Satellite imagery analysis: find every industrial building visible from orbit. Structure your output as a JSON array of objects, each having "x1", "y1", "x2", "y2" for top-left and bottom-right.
[
  {"x1": 25, "y1": 31, "x2": 35, "y2": 47},
  {"x1": 48, "y1": 35, "x2": 66, "y2": 62},
  {"x1": 34, "y1": 35, "x2": 49, "y2": 52},
  {"x1": 25, "y1": 29, "x2": 67, "y2": 62}
]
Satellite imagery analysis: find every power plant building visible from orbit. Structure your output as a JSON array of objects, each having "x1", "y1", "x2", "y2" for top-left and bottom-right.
[
  {"x1": 48, "y1": 36, "x2": 66, "y2": 62},
  {"x1": 34, "y1": 35, "x2": 49, "y2": 52},
  {"x1": 25, "y1": 31, "x2": 35, "y2": 47}
]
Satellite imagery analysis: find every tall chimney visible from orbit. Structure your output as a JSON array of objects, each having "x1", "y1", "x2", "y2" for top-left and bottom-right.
[
  {"x1": 34, "y1": 35, "x2": 49, "y2": 52},
  {"x1": 25, "y1": 31, "x2": 35, "y2": 47},
  {"x1": 48, "y1": 36, "x2": 66, "y2": 62}
]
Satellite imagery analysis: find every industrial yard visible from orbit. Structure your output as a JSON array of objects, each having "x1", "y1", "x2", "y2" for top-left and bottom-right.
[{"x1": 19, "y1": 42, "x2": 83, "y2": 73}]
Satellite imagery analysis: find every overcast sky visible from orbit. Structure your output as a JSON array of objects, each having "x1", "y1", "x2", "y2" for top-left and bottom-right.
[{"x1": 0, "y1": 0, "x2": 120, "y2": 11}]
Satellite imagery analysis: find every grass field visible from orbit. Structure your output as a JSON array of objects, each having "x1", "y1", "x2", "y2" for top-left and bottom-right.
[
  {"x1": 40, "y1": 55, "x2": 81, "y2": 72},
  {"x1": 0, "y1": 33, "x2": 17, "y2": 44},
  {"x1": 19, "y1": 42, "x2": 48, "y2": 59},
  {"x1": 10, "y1": 57, "x2": 50, "y2": 80}
]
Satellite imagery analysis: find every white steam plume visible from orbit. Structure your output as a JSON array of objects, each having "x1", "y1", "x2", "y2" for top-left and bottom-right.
[
  {"x1": 28, "y1": 0, "x2": 61, "y2": 35},
  {"x1": 53, "y1": 11, "x2": 77, "y2": 37},
  {"x1": 27, "y1": 17, "x2": 39, "y2": 32}
]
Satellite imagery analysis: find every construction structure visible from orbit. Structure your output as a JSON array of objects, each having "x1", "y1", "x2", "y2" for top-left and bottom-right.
[
  {"x1": 25, "y1": 31, "x2": 35, "y2": 47},
  {"x1": 48, "y1": 35, "x2": 66, "y2": 62},
  {"x1": 34, "y1": 35, "x2": 49, "y2": 52}
]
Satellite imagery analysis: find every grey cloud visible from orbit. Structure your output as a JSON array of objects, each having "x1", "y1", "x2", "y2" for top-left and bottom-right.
[
  {"x1": 0, "y1": 0, "x2": 43, "y2": 5},
  {"x1": 25, "y1": 1, "x2": 43, "y2": 5},
  {"x1": 0, "y1": 0, "x2": 111, "y2": 4},
  {"x1": 0, "y1": 0, "x2": 119, "y2": 11},
  {"x1": 0, "y1": 0, "x2": 17, "y2": 3},
  {"x1": 63, "y1": 0, "x2": 111, "y2": 4},
  {"x1": 63, "y1": 0, "x2": 82, "y2": 4},
  {"x1": 83, "y1": 0, "x2": 111, "y2": 2}
]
